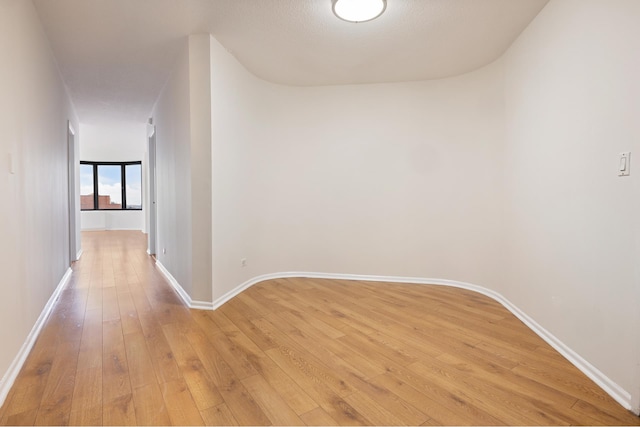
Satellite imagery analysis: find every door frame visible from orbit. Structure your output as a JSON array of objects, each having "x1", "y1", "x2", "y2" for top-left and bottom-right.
[
  {"x1": 67, "y1": 121, "x2": 79, "y2": 263},
  {"x1": 147, "y1": 123, "x2": 157, "y2": 256}
]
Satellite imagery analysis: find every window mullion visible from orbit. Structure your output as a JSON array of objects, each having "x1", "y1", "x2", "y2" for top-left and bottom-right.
[
  {"x1": 93, "y1": 164, "x2": 98, "y2": 210},
  {"x1": 121, "y1": 164, "x2": 127, "y2": 210}
]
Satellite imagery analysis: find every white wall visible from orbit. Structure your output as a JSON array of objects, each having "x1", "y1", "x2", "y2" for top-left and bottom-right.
[
  {"x1": 81, "y1": 210, "x2": 144, "y2": 231},
  {"x1": 153, "y1": 40, "x2": 193, "y2": 298},
  {"x1": 209, "y1": 36, "x2": 505, "y2": 305},
  {"x1": 501, "y1": 0, "x2": 640, "y2": 410},
  {"x1": 188, "y1": 35, "x2": 213, "y2": 302},
  {"x1": 79, "y1": 122, "x2": 146, "y2": 231},
  {"x1": 152, "y1": 35, "x2": 213, "y2": 303},
  {"x1": 0, "y1": 0, "x2": 79, "y2": 389}
]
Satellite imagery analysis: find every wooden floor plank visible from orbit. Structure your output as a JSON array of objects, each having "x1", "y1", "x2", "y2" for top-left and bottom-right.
[
  {"x1": 408, "y1": 359, "x2": 553, "y2": 425},
  {"x1": 1, "y1": 230, "x2": 637, "y2": 426},
  {"x1": 240, "y1": 374, "x2": 303, "y2": 425},
  {"x1": 123, "y1": 331, "x2": 157, "y2": 390},
  {"x1": 385, "y1": 363, "x2": 507, "y2": 425},
  {"x1": 102, "y1": 393, "x2": 136, "y2": 426},
  {"x1": 276, "y1": 310, "x2": 385, "y2": 378},
  {"x1": 102, "y1": 286, "x2": 121, "y2": 323},
  {"x1": 344, "y1": 391, "x2": 407, "y2": 426},
  {"x1": 33, "y1": 339, "x2": 80, "y2": 426},
  {"x1": 76, "y1": 309, "x2": 103, "y2": 372},
  {"x1": 185, "y1": 327, "x2": 272, "y2": 426},
  {"x1": 299, "y1": 407, "x2": 339, "y2": 426},
  {"x1": 369, "y1": 373, "x2": 485, "y2": 426},
  {"x1": 68, "y1": 367, "x2": 102, "y2": 426},
  {"x1": 200, "y1": 403, "x2": 238, "y2": 426},
  {"x1": 571, "y1": 398, "x2": 640, "y2": 426},
  {"x1": 222, "y1": 328, "x2": 318, "y2": 415},
  {"x1": 3, "y1": 335, "x2": 58, "y2": 418},
  {"x1": 436, "y1": 351, "x2": 581, "y2": 423},
  {"x1": 116, "y1": 288, "x2": 143, "y2": 336},
  {"x1": 348, "y1": 374, "x2": 430, "y2": 426},
  {"x1": 206, "y1": 330, "x2": 259, "y2": 380},
  {"x1": 135, "y1": 314, "x2": 182, "y2": 384},
  {"x1": 254, "y1": 316, "x2": 358, "y2": 397},
  {"x1": 1, "y1": 408, "x2": 39, "y2": 426},
  {"x1": 512, "y1": 361, "x2": 617, "y2": 409},
  {"x1": 102, "y1": 320, "x2": 132, "y2": 403},
  {"x1": 264, "y1": 311, "x2": 382, "y2": 382},
  {"x1": 131, "y1": 383, "x2": 171, "y2": 426},
  {"x1": 160, "y1": 379, "x2": 205, "y2": 426},
  {"x1": 263, "y1": 345, "x2": 371, "y2": 425},
  {"x1": 161, "y1": 322, "x2": 224, "y2": 411}
]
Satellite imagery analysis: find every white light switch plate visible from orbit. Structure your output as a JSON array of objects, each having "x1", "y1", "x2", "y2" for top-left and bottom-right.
[{"x1": 619, "y1": 152, "x2": 630, "y2": 176}]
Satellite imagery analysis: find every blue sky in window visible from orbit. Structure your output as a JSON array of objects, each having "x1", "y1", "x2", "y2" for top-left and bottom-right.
[
  {"x1": 80, "y1": 164, "x2": 93, "y2": 196},
  {"x1": 98, "y1": 165, "x2": 120, "y2": 185},
  {"x1": 126, "y1": 164, "x2": 142, "y2": 207},
  {"x1": 98, "y1": 165, "x2": 122, "y2": 204}
]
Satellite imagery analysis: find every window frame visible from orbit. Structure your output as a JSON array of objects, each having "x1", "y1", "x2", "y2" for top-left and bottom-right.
[{"x1": 80, "y1": 161, "x2": 143, "y2": 211}]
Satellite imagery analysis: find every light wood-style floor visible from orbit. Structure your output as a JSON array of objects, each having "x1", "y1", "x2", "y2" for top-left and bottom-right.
[{"x1": 0, "y1": 231, "x2": 638, "y2": 426}]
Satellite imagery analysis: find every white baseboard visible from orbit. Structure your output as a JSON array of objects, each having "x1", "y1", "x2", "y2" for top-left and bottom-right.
[
  {"x1": 211, "y1": 272, "x2": 305, "y2": 310},
  {"x1": 75, "y1": 249, "x2": 83, "y2": 261},
  {"x1": 0, "y1": 267, "x2": 73, "y2": 408},
  {"x1": 189, "y1": 300, "x2": 215, "y2": 310},
  {"x1": 155, "y1": 261, "x2": 190, "y2": 305},
  {"x1": 154, "y1": 261, "x2": 213, "y2": 310},
  {"x1": 210, "y1": 271, "x2": 637, "y2": 414},
  {"x1": 81, "y1": 228, "x2": 144, "y2": 232}
]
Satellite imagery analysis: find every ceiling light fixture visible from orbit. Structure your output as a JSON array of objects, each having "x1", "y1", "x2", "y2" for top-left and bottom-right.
[{"x1": 332, "y1": 0, "x2": 387, "y2": 23}]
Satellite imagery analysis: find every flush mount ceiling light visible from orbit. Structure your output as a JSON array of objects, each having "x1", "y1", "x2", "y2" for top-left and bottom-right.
[{"x1": 332, "y1": 0, "x2": 387, "y2": 23}]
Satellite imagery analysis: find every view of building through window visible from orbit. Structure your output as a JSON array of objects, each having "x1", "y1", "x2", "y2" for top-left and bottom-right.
[
  {"x1": 80, "y1": 161, "x2": 142, "y2": 210},
  {"x1": 80, "y1": 163, "x2": 94, "y2": 210}
]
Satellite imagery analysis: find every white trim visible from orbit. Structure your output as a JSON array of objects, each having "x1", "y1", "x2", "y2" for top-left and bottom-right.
[
  {"x1": 155, "y1": 261, "x2": 190, "y2": 306},
  {"x1": 190, "y1": 300, "x2": 214, "y2": 310},
  {"x1": 491, "y1": 287, "x2": 634, "y2": 413},
  {"x1": 75, "y1": 249, "x2": 83, "y2": 261},
  {"x1": 81, "y1": 227, "x2": 145, "y2": 232},
  {"x1": 67, "y1": 120, "x2": 78, "y2": 268},
  {"x1": 210, "y1": 271, "x2": 636, "y2": 413},
  {"x1": 154, "y1": 260, "x2": 214, "y2": 310},
  {"x1": 0, "y1": 268, "x2": 73, "y2": 408},
  {"x1": 211, "y1": 272, "x2": 301, "y2": 310}
]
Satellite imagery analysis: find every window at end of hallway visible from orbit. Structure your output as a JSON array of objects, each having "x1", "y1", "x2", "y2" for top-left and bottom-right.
[{"x1": 80, "y1": 161, "x2": 142, "y2": 211}]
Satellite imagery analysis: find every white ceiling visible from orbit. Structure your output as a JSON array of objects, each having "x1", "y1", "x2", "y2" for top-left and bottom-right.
[{"x1": 32, "y1": 0, "x2": 549, "y2": 124}]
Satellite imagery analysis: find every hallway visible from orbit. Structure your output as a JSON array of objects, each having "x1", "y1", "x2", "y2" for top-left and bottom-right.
[
  {"x1": 0, "y1": 231, "x2": 189, "y2": 425},
  {"x1": 0, "y1": 231, "x2": 638, "y2": 425}
]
